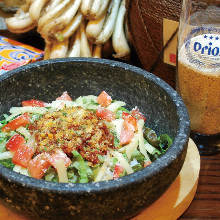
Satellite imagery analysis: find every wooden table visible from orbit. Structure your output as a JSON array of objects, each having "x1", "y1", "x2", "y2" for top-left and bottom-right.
[{"x1": 180, "y1": 153, "x2": 220, "y2": 219}]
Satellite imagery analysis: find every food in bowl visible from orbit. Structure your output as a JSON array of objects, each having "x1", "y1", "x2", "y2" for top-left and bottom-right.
[
  {"x1": 0, "y1": 58, "x2": 190, "y2": 220},
  {"x1": 0, "y1": 90, "x2": 172, "y2": 183}
]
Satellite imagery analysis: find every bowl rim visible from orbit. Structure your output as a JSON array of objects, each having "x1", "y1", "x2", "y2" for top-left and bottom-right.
[{"x1": 0, "y1": 57, "x2": 190, "y2": 194}]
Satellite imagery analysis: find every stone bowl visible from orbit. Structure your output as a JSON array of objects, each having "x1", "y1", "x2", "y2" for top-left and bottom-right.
[{"x1": 0, "y1": 58, "x2": 190, "y2": 220}]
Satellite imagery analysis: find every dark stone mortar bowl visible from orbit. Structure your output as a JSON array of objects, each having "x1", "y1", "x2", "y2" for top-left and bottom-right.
[{"x1": 0, "y1": 58, "x2": 190, "y2": 220}]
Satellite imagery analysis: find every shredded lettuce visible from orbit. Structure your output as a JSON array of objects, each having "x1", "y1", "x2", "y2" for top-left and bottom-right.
[
  {"x1": 72, "y1": 150, "x2": 92, "y2": 183},
  {"x1": 125, "y1": 134, "x2": 139, "y2": 160},
  {"x1": 47, "y1": 100, "x2": 74, "y2": 110},
  {"x1": 137, "y1": 120, "x2": 151, "y2": 162},
  {"x1": 16, "y1": 127, "x2": 31, "y2": 140},
  {"x1": 0, "y1": 132, "x2": 8, "y2": 153},
  {"x1": 0, "y1": 151, "x2": 13, "y2": 160},
  {"x1": 13, "y1": 165, "x2": 29, "y2": 176},
  {"x1": 74, "y1": 95, "x2": 98, "y2": 110},
  {"x1": 107, "y1": 101, "x2": 126, "y2": 112},
  {"x1": 111, "y1": 119, "x2": 123, "y2": 139},
  {"x1": 95, "y1": 154, "x2": 111, "y2": 182},
  {"x1": 10, "y1": 106, "x2": 48, "y2": 115},
  {"x1": 0, "y1": 93, "x2": 173, "y2": 183}
]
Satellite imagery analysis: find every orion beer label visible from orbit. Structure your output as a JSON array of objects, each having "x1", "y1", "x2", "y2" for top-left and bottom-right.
[
  {"x1": 184, "y1": 27, "x2": 220, "y2": 71},
  {"x1": 193, "y1": 34, "x2": 219, "y2": 56}
]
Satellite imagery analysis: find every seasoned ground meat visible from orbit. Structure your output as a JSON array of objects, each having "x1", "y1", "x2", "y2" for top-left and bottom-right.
[{"x1": 29, "y1": 106, "x2": 114, "y2": 164}]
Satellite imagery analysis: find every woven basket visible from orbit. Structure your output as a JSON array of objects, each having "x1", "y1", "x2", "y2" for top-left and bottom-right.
[{"x1": 126, "y1": 0, "x2": 181, "y2": 87}]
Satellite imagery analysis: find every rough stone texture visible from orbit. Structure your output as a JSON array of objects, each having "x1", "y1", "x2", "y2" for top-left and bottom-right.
[{"x1": 0, "y1": 58, "x2": 190, "y2": 219}]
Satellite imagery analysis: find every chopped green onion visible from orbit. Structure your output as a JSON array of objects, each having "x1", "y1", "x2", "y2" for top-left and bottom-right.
[{"x1": 158, "y1": 134, "x2": 173, "y2": 151}]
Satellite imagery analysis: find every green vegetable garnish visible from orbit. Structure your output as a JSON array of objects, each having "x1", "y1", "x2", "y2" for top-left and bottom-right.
[
  {"x1": 112, "y1": 158, "x2": 118, "y2": 166},
  {"x1": 72, "y1": 150, "x2": 89, "y2": 183},
  {"x1": 30, "y1": 114, "x2": 42, "y2": 123},
  {"x1": 115, "y1": 107, "x2": 130, "y2": 119},
  {"x1": 0, "y1": 93, "x2": 174, "y2": 183},
  {"x1": 44, "y1": 167, "x2": 58, "y2": 182},
  {"x1": 144, "y1": 127, "x2": 159, "y2": 147},
  {"x1": 62, "y1": 112, "x2": 67, "y2": 117},
  {"x1": 0, "y1": 159, "x2": 15, "y2": 169},
  {"x1": 112, "y1": 131, "x2": 120, "y2": 148},
  {"x1": 131, "y1": 163, "x2": 143, "y2": 172},
  {"x1": 67, "y1": 170, "x2": 78, "y2": 183},
  {"x1": 98, "y1": 155, "x2": 104, "y2": 163},
  {"x1": 131, "y1": 150, "x2": 145, "y2": 164},
  {"x1": 158, "y1": 134, "x2": 173, "y2": 151}
]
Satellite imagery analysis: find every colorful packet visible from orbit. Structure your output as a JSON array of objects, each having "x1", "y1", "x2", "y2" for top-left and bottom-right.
[{"x1": 0, "y1": 35, "x2": 44, "y2": 75}]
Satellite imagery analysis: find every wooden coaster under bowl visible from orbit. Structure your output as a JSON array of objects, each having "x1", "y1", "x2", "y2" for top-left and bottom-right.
[
  {"x1": 132, "y1": 138, "x2": 200, "y2": 220},
  {"x1": 0, "y1": 139, "x2": 200, "y2": 220}
]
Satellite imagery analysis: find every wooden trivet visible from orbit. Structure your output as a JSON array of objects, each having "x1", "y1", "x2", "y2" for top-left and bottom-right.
[{"x1": 132, "y1": 138, "x2": 200, "y2": 220}]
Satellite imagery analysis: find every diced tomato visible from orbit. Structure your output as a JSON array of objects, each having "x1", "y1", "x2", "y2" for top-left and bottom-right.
[
  {"x1": 12, "y1": 144, "x2": 35, "y2": 168},
  {"x1": 122, "y1": 112, "x2": 129, "y2": 119},
  {"x1": 122, "y1": 112, "x2": 137, "y2": 131},
  {"x1": 48, "y1": 148, "x2": 71, "y2": 169},
  {"x1": 56, "y1": 91, "x2": 72, "y2": 101},
  {"x1": 113, "y1": 165, "x2": 124, "y2": 179},
  {"x1": 2, "y1": 113, "x2": 30, "y2": 132},
  {"x1": 131, "y1": 107, "x2": 146, "y2": 121},
  {"x1": 6, "y1": 134, "x2": 25, "y2": 152},
  {"x1": 120, "y1": 112, "x2": 138, "y2": 145},
  {"x1": 144, "y1": 161, "x2": 152, "y2": 167},
  {"x1": 97, "y1": 91, "x2": 112, "y2": 107},
  {"x1": 28, "y1": 153, "x2": 51, "y2": 179},
  {"x1": 96, "y1": 106, "x2": 116, "y2": 122},
  {"x1": 22, "y1": 99, "x2": 45, "y2": 107},
  {"x1": 120, "y1": 120, "x2": 135, "y2": 145}
]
